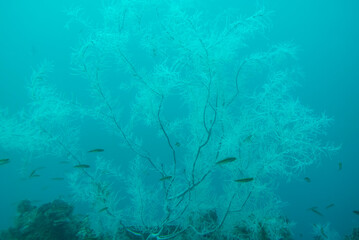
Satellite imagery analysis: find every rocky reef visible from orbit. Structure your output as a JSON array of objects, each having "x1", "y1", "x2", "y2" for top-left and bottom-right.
[
  {"x1": 0, "y1": 200, "x2": 296, "y2": 240},
  {"x1": 345, "y1": 227, "x2": 359, "y2": 240},
  {"x1": 0, "y1": 199, "x2": 100, "y2": 240}
]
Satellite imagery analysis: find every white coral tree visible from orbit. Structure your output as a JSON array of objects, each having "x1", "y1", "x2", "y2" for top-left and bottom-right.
[{"x1": 0, "y1": 0, "x2": 338, "y2": 239}]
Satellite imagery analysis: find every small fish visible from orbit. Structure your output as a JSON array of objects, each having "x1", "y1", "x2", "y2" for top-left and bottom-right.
[
  {"x1": 304, "y1": 177, "x2": 311, "y2": 183},
  {"x1": 74, "y1": 164, "x2": 90, "y2": 168},
  {"x1": 216, "y1": 157, "x2": 236, "y2": 165},
  {"x1": 99, "y1": 207, "x2": 108, "y2": 213},
  {"x1": 353, "y1": 210, "x2": 359, "y2": 215},
  {"x1": 88, "y1": 149, "x2": 104, "y2": 153},
  {"x1": 29, "y1": 169, "x2": 39, "y2": 178},
  {"x1": 320, "y1": 227, "x2": 328, "y2": 239},
  {"x1": 51, "y1": 177, "x2": 65, "y2": 181},
  {"x1": 325, "y1": 203, "x2": 335, "y2": 209},
  {"x1": 160, "y1": 176, "x2": 172, "y2": 181},
  {"x1": 243, "y1": 135, "x2": 253, "y2": 143},
  {"x1": 308, "y1": 207, "x2": 323, "y2": 216},
  {"x1": 59, "y1": 161, "x2": 70, "y2": 164},
  {"x1": 0, "y1": 158, "x2": 10, "y2": 165},
  {"x1": 338, "y1": 162, "x2": 342, "y2": 171},
  {"x1": 175, "y1": 142, "x2": 181, "y2": 147},
  {"x1": 234, "y1": 177, "x2": 254, "y2": 183}
]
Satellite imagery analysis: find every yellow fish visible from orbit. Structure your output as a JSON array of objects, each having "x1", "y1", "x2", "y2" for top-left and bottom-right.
[
  {"x1": 234, "y1": 177, "x2": 254, "y2": 183},
  {"x1": 0, "y1": 158, "x2": 10, "y2": 165},
  {"x1": 243, "y1": 135, "x2": 253, "y2": 143},
  {"x1": 29, "y1": 169, "x2": 41, "y2": 178},
  {"x1": 88, "y1": 149, "x2": 104, "y2": 153},
  {"x1": 160, "y1": 176, "x2": 172, "y2": 181},
  {"x1": 74, "y1": 164, "x2": 90, "y2": 168},
  {"x1": 308, "y1": 207, "x2": 323, "y2": 216},
  {"x1": 325, "y1": 203, "x2": 335, "y2": 209},
  {"x1": 99, "y1": 207, "x2": 109, "y2": 212},
  {"x1": 59, "y1": 161, "x2": 70, "y2": 164},
  {"x1": 216, "y1": 157, "x2": 236, "y2": 165}
]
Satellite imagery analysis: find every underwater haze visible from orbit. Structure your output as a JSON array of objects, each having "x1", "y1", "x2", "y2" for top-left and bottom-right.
[{"x1": 0, "y1": 0, "x2": 358, "y2": 239}]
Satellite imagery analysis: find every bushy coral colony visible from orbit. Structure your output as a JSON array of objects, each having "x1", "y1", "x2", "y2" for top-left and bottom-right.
[{"x1": 0, "y1": 0, "x2": 342, "y2": 239}]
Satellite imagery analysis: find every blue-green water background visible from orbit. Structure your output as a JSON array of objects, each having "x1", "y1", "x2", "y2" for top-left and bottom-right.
[{"x1": 0, "y1": 0, "x2": 358, "y2": 238}]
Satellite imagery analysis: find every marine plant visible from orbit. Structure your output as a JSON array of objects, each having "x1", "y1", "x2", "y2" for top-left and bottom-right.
[{"x1": 0, "y1": 0, "x2": 338, "y2": 239}]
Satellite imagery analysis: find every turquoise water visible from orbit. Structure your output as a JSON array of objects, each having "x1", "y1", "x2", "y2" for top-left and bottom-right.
[{"x1": 0, "y1": 0, "x2": 358, "y2": 239}]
